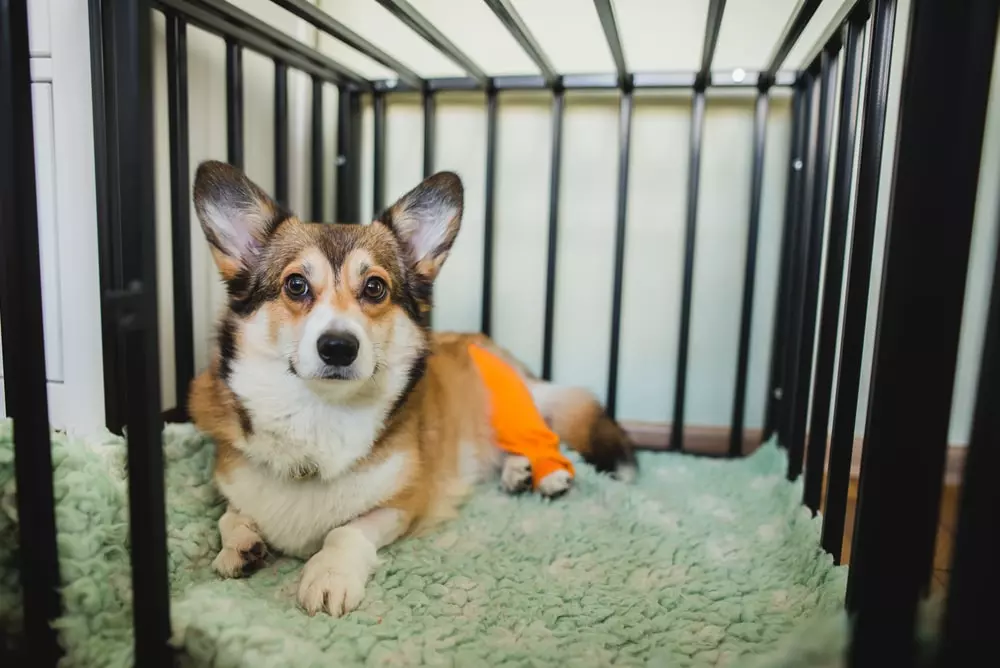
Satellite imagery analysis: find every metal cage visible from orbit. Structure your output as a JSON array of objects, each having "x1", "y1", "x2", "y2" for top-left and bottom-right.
[{"x1": 2, "y1": 0, "x2": 999, "y2": 665}]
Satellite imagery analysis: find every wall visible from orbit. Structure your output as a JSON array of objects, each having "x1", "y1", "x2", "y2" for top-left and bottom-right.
[{"x1": 0, "y1": 0, "x2": 106, "y2": 434}]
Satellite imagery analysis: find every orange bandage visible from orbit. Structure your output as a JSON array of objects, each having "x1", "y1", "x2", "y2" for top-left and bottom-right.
[{"x1": 467, "y1": 343, "x2": 574, "y2": 489}]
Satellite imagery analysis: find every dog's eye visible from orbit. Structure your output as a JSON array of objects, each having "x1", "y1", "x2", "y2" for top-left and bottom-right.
[
  {"x1": 363, "y1": 277, "x2": 388, "y2": 302},
  {"x1": 284, "y1": 274, "x2": 310, "y2": 299}
]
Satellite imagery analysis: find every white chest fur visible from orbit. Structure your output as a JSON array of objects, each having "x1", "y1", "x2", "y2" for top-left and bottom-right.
[
  {"x1": 218, "y1": 451, "x2": 409, "y2": 558},
  {"x1": 228, "y1": 347, "x2": 392, "y2": 480},
  {"x1": 221, "y1": 318, "x2": 412, "y2": 557}
]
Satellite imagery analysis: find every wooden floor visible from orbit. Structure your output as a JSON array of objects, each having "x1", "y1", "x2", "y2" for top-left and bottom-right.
[{"x1": 838, "y1": 478, "x2": 960, "y2": 594}]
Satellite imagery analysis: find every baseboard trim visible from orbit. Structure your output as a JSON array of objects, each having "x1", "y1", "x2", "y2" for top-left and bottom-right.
[{"x1": 622, "y1": 421, "x2": 966, "y2": 485}]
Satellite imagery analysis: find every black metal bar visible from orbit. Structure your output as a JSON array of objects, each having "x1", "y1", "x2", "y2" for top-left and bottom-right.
[
  {"x1": 274, "y1": 61, "x2": 289, "y2": 208},
  {"x1": 0, "y1": 0, "x2": 61, "y2": 662},
  {"x1": 763, "y1": 0, "x2": 823, "y2": 82},
  {"x1": 335, "y1": 88, "x2": 361, "y2": 223},
  {"x1": 699, "y1": 0, "x2": 728, "y2": 83},
  {"x1": 786, "y1": 48, "x2": 837, "y2": 481},
  {"x1": 630, "y1": 72, "x2": 694, "y2": 88},
  {"x1": 846, "y1": 0, "x2": 999, "y2": 661},
  {"x1": 804, "y1": 20, "x2": 864, "y2": 515},
  {"x1": 226, "y1": 40, "x2": 243, "y2": 169},
  {"x1": 374, "y1": 0, "x2": 487, "y2": 82},
  {"x1": 483, "y1": 0, "x2": 558, "y2": 85},
  {"x1": 669, "y1": 89, "x2": 706, "y2": 450},
  {"x1": 778, "y1": 75, "x2": 816, "y2": 453},
  {"x1": 422, "y1": 90, "x2": 435, "y2": 178},
  {"x1": 729, "y1": 89, "x2": 769, "y2": 457},
  {"x1": 166, "y1": 15, "x2": 193, "y2": 416},
  {"x1": 593, "y1": 0, "x2": 628, "y2": 86},
  {"x1": 779, "y1": 77, "x2": 818, "y2": 450},
  {"x1": 90, "y1": 0, "x2": 127, "y2": 432},
  {"x1": 417, "y1": 76, "x2": 483, "y2": 92},
  {"x1": 823, "y1": 0, "x2": 896, "y2": 566},
  {"x1": 421, "y1": 88, "x2": 436, "y2": 328},
  {"x1": 937, "y1": 223, "x2": 1000, "y2": 667},
  {"x1": 763, "y1": 85, "x2": 808, "y2": 443},
  {"x1": 376, "y1": 71, "x2": 800, "y2": 93},
  {"x1": 193, "y1": 0, "x2": 367, "y2": 86},
  {"x1": 155, "y1": 0, "x2": 349, "y2": 87},
  {"x1": 373, "y1": 91, "x2": 386, "y2": 215},
  {"x1": 481, "y1": 88, "x2": 499, "y2": 336},
  {"x1": 269, "y1": 0, "x2": 423, "y2": 88},
  {"x1": 605, "y1": 90, "x2": 634, "y2": 418},
  {"x1": 541, "y1": 88, "x2": 565, "y2": 381},
  {"x1": 97, "y1": 0, "x2": 173, "y2": 663},
  {"x1": 310, "y1": 76, "x2": 324, "y2": 222}
]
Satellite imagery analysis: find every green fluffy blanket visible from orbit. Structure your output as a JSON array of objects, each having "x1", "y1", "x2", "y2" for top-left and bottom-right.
[{"x1": 1, "y1": 420, "x2": 851, "y2": 667}]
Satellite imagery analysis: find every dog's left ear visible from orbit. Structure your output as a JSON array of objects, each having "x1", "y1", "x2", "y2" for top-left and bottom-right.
[{"x1": 377, "y1": 171, "x2": 463, "y2": 282}]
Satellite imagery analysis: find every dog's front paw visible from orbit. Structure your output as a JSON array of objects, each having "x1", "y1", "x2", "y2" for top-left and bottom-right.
[
  {"x1": 501, "y1": 455, "x2": 532, "y2": 494},
  {"x1": 298, "y1": 558, "x2": 367, "y2": 617},
  {"x1": 297, "y1": 527, "x2": 377, "y2": 617},
  {"x1": 213, "y1": 529, "x2": 268, "y2": 578}
]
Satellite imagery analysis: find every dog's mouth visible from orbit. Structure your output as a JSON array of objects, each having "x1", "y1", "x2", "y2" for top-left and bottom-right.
[{"x1": 287, "y1": 360, "x2": 372, "y2": 383}]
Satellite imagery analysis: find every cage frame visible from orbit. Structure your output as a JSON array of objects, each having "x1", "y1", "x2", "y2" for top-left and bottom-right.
[{"x1": 2, "y1": 0, "x2": 999, "y2": 665}]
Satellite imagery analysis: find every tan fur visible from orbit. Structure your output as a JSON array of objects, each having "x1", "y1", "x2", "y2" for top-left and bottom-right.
[{"x1": 189, "y1": 365, "x2": 244, "y2": 479}]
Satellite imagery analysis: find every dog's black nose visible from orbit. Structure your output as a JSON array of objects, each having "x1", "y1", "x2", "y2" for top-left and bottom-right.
[{"x1": 316, "y1": 332, "x2": 359, "y2": 367}]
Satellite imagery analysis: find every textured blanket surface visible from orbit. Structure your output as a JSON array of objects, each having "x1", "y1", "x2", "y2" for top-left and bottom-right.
[{"x1": 0, "y1": 420, "x2": 850, "y2": 667}]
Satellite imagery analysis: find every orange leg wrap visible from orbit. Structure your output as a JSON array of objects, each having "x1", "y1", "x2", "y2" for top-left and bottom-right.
[{"x1": 467, "y1": 343, "x2": 574, "y2": 489}]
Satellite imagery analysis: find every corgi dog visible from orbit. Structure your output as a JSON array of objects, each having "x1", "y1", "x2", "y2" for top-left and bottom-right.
[{"x1": 188, "y1": 161, "x2": 637, "y2": 617}]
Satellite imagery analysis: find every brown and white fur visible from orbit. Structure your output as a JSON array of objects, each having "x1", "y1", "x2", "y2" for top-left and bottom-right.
[{"x1": 188, "y1": 161, "x2": 637, "y2": 617}]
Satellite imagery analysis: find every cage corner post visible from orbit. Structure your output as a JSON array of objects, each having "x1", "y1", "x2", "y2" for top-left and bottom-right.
[
  {"x1": 0, "y1": 0, "x2": 63, "y2": 662},
  {"x1": 90, "y1": 0, "x2": 173, "y2": 663}
]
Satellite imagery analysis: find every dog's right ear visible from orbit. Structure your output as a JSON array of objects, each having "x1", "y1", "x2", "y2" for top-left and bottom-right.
[{"x1": 193, "y1": 160, "x2": 288, "y2": 280}]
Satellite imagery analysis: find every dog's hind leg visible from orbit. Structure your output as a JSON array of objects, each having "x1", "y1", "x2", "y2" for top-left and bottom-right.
[
  {"x1": 528, "y1": 382, "x2": 638, "y2": 482},
  {"x1": 212, "y1": 506, "x2": 269, "y2": 578},
  {"x1": 463, "y1": 336, "x2": 638, "y2": 482}
]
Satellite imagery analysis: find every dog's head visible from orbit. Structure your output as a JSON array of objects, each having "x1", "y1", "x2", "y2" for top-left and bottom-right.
[{"x1": 194, "y1": 160, "x2": 462, "y2": 403}]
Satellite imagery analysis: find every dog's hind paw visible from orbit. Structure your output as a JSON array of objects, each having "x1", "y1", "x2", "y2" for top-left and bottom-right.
[
  {"x1": 500, "y1": 455, "x2": 533, "y2": 494},
  {"x1": 538, "y1": 469, "x2": 573, "y2": 498}
]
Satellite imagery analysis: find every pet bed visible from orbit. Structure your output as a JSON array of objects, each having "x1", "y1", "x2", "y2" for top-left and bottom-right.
[{"x1": 1, "y1": 420, "x2": 852, "y2": 667}]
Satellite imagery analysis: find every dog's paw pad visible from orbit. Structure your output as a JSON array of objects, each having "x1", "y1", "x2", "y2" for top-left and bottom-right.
[
  {"x1": 538, "y1": 469, "x2": 573, "y2": 498},
  {"x1": 501, "y1": 456, "x2": 533, "y2": 494},
  {"x1": 243, "y1": 541, "x2": 267, "y2": 561}
]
